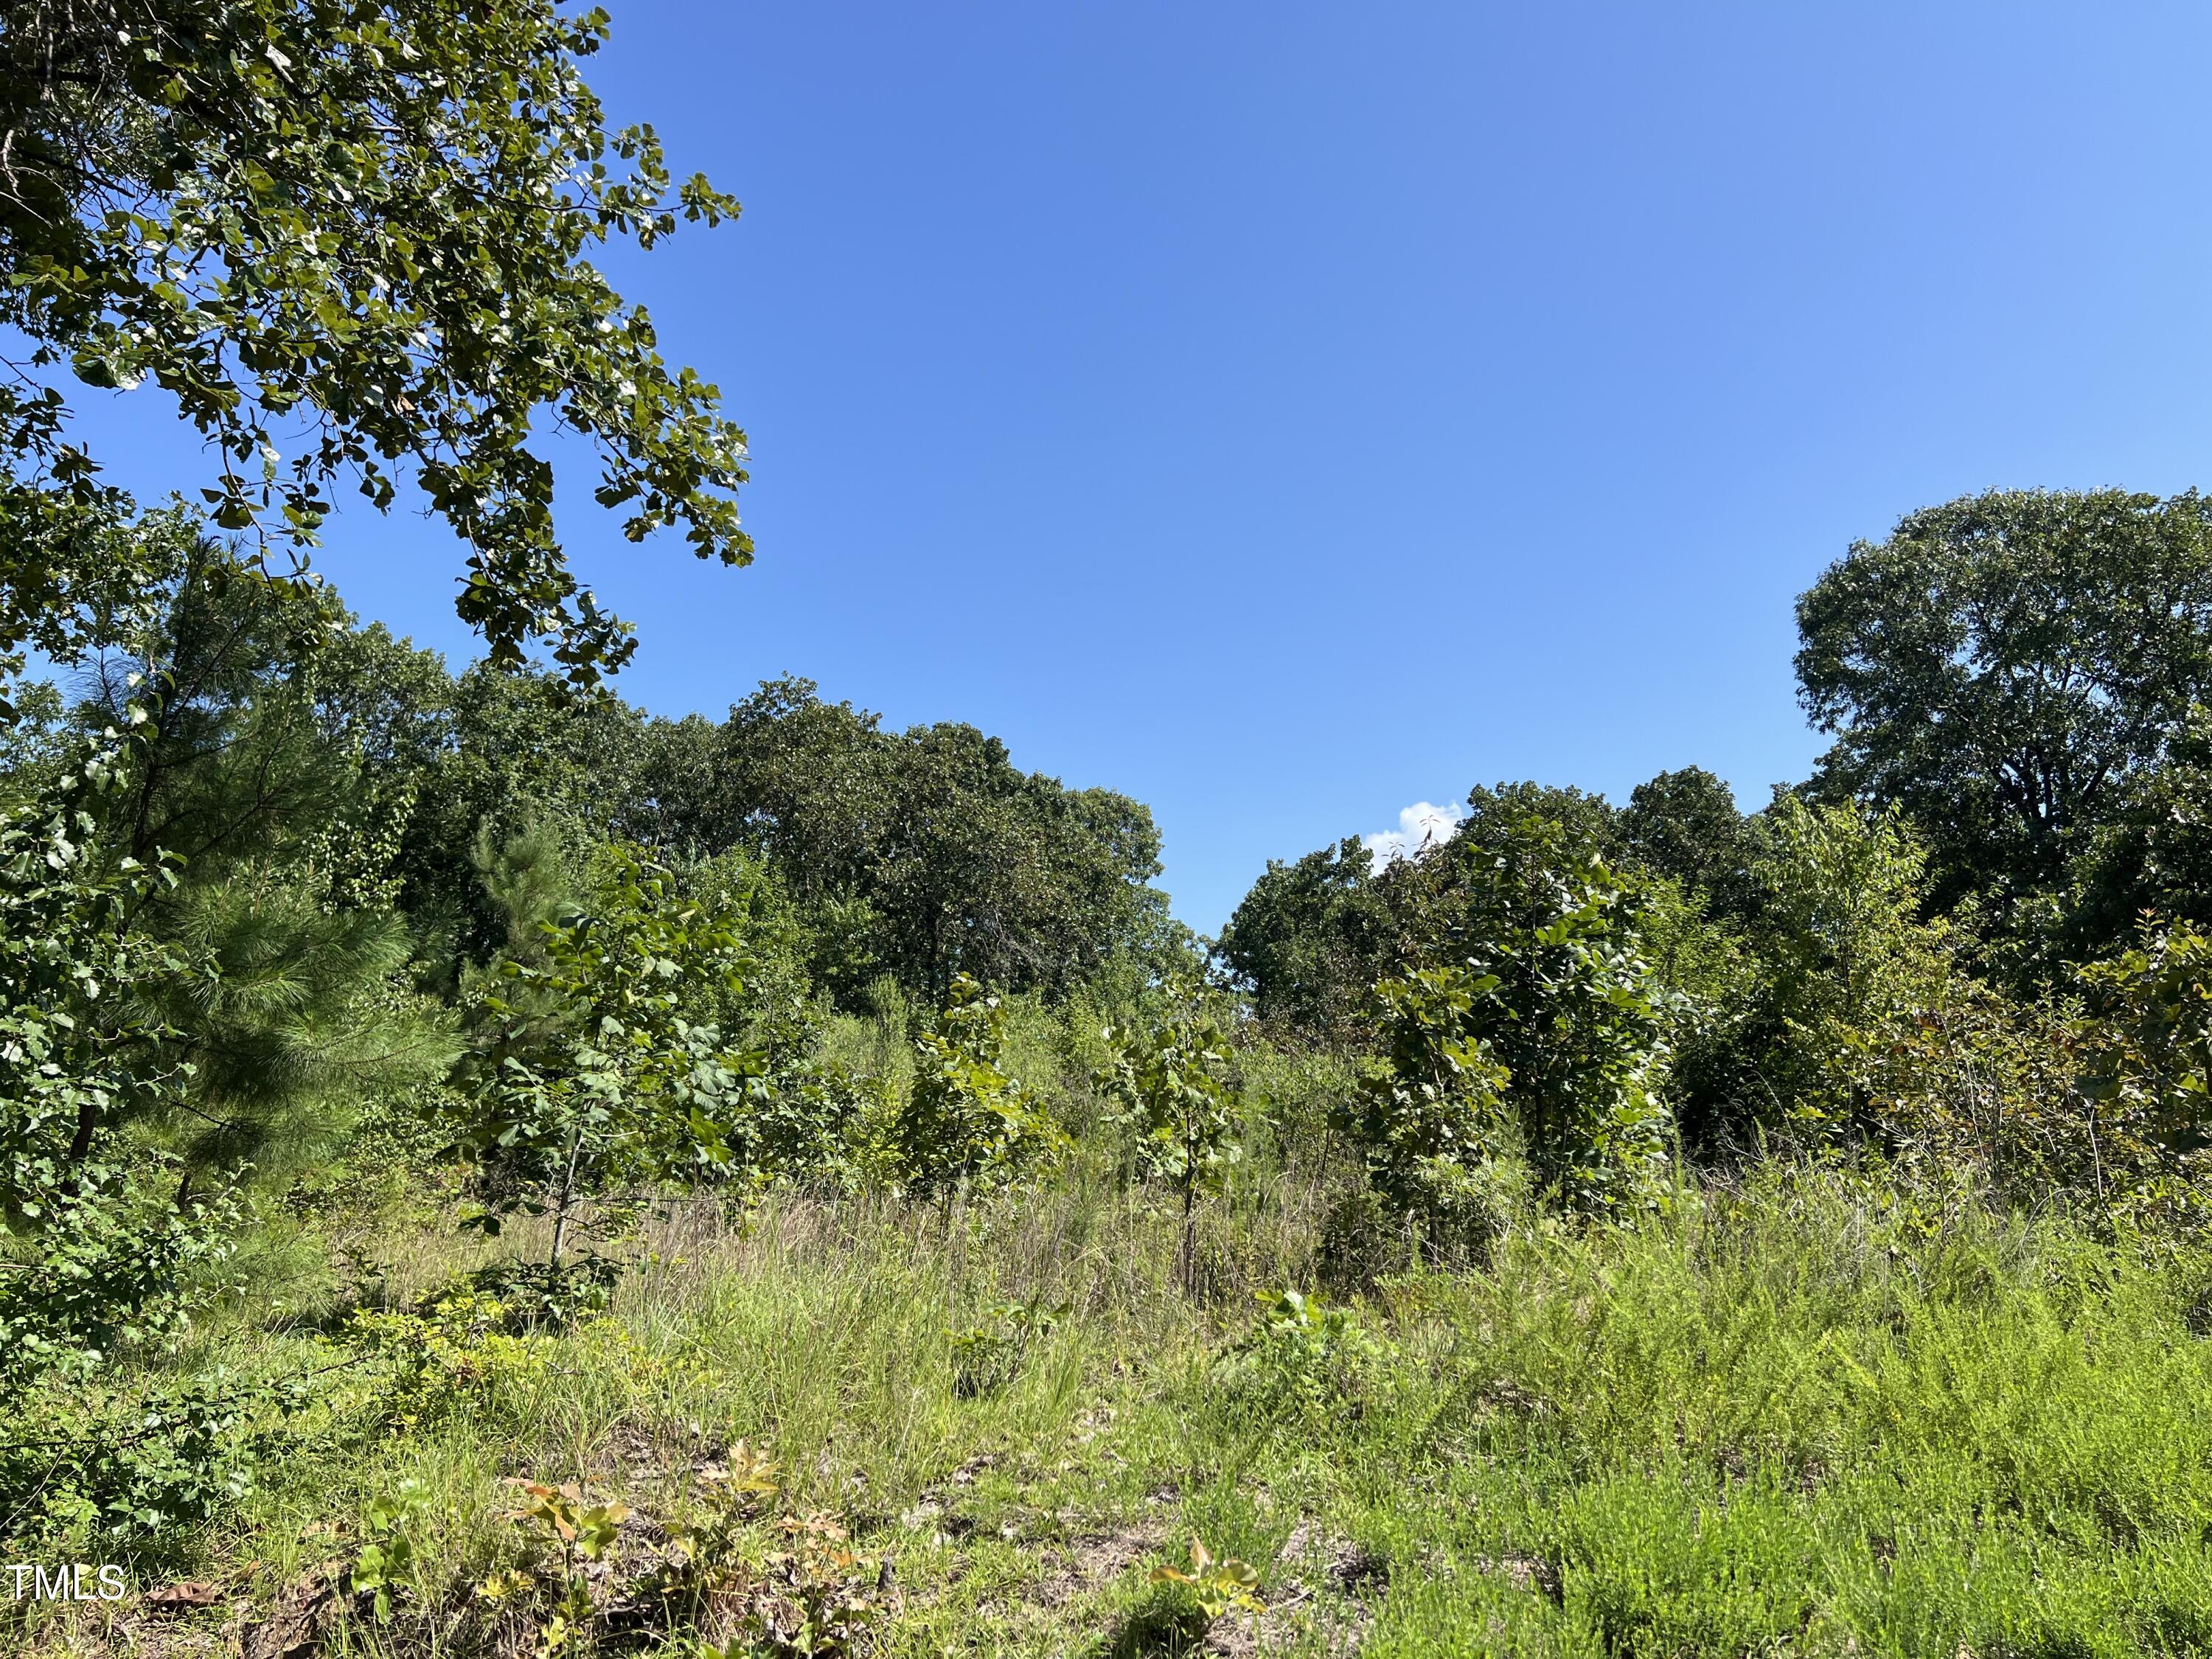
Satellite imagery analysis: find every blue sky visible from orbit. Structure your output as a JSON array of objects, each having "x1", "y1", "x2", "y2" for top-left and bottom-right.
[{"x1": 65, "y1": 2, "x2": 2212, "y2": 932}]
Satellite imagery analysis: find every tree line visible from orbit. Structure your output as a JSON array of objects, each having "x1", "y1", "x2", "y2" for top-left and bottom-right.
[{"x1": 1222, "y1": 487, "x2": 2212, "y2": 1222}]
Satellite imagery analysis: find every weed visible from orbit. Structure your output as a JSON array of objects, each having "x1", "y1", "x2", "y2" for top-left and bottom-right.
[
  {"x1": 1150, "y1": 1534, "x2": 1262, "y2": 1621},
  {"x1": 736, "y1": 1511, "x2": 887, "y2": 1659},
  {"x1": 644, "y1": 1441, "x2": 785, "y2": 1631},
  {"x1": 483, "y1": 1479, "x2": 633, "y2": 1654},
  {"x1": 1212, "y1": 1286, "x2": 1377, "y2": 1417},
  {"x1": 349, "y1": 1477, "x2": 431, "y2": 1621},
  {"x1": 950, "y1": 1295, "x2": 1069, "y2": 1397},
  {"x1": 344, "y1": 1285, "x2": 554, "y2": 1429}
]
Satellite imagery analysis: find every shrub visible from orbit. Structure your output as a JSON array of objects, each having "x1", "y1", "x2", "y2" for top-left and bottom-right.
[
  {"x1": 1842, "y1": 975, "x2": 2086, "y2": 1197},
  {"x1": 950, "y1": 1295, "x2": 1069, "y2": 1397},
  {"x1": 349, "y1": 1478, "x2": 434, "y2": 1623},
  {"x1": 1392, "y1": 808, "x2": 1674, "y2": 1210},
  {"x1": 1150, "y1": 1535, "x2": 1263, "y2": 1622},
  {"x1": 344, "y1": 1286, "x2": 557, "y2": 1430},
  {"x1": 1213, "y1": 1287, "x2": 1380, "y2": 1419},
  {"x1": 2073, "y1": 917, "x2": 2212, "y2": 1218},
  {"x1": 459, "y1": 844, "x2": 883, "y2": 1284},
  {"x1": 1338, "y1": 964, "x2": 1519, "y2": 1254},
  {"x1": 3, "y1": 1373, "x2": 258, "y2": 1551},
  {"x1": 0, "y1": 749, "x2": 249, "y2": 1547},
  {"x1": 887, "y1": 974, "x2": 1060, "y2": 1204},
  {"x1": 1741, "y1": 796, "x2": 1952, "y2": 1136}
]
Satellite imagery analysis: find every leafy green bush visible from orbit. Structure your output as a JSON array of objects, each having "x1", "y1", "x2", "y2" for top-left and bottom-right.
[
  {"x1": 1150, "y1": 1534, "x2": 1263, "y2": 1621},
  {"x1": 350, "y1": 1478, "x2": 434, "y2": 1623},
  {"x1": 1338, "y1": 963, "x2": 1520, "y2": 1255},
  {"x1": 1717, "y1": 822, "x2": 2212, "y2": 1218},
  {"x1": 2073, "y1": 917, "x2": 2212, "y2": 1220},
  {"x1": 1213, "y1": 1286, "x2": 1380, "y2": 1418},
  {"x1": 1339, "y1": 813, "x2": 1672, "y2": 1234},
  {"x1": 3, "y1": 1373, "x2": 260, "y2": 1553},
  {"x1": 1445, "y1": 814, "x2": 1674, "y2": 1209},
  {"x1": 0, "y1": 745, "x2": 254, "y2": 1548},
  {"x1": 470, "y1": 1252, "x2": 624, "y2": 1332},
  {"x1": 344, "y1": 1286, "x2": 557, "y2": 1430},
  {"x1": 887, "y1": 974, "x2": 1061, "y2": 1203},
  {"x1": 1744, "y1": 796, "x2": 1951, "y2": 1134}
]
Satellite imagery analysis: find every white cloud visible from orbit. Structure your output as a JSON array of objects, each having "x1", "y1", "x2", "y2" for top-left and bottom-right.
[{"x1": 1362, "y1": 800, "x2": 1467, "y2": 873}]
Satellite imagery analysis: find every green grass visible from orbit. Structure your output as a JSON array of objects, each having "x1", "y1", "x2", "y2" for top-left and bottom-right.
[{"x1": 18, "y1": 1156, "x2": 2212, "y2": 1658}]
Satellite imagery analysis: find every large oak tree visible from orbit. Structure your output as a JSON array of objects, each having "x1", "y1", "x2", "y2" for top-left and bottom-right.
[{"x1": 1796, "y1": 489, "x2": 2212, "y2": 948}]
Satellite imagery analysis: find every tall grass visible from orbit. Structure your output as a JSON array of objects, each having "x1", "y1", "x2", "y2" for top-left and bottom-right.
[{"x1": 18, "y1": 1137, "x2": 2212, "y2": 1655}]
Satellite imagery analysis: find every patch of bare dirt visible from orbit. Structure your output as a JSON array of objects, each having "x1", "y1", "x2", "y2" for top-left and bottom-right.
[
  {"x1": 1214, "y1": 1522, "x2": 1388, "y2": 1657},
  {"x1": 235, "y1": 1560, "x2": 347, "y2": 1659},
  {"x1": 1032, "y1": 1520, "x2": 1168, "y2": 1610}
]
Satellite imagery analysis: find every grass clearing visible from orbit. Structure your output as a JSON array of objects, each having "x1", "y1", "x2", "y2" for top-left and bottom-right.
[{"x1": 17, "y1": 1158, "x2": 2212, "y2": 1658}]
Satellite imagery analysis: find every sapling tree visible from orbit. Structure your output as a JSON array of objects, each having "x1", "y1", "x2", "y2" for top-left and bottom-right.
[
  {"x1": 1703, "y1": 795, "x2": 1954, "y2": 1144},
  {"x1": 888, "y1": 974, "x2": 1059, "y2": 1206},
  {"x1": 1346, "y1": 807, "x2": 1674, "y2": 1224},
  {"x1": 465, "y1": 844, "x2": 771, "y2": 1302},
  {"x1": 1437, "y1": 812, "x2": 1674, "y2": 1210},
  {"x1": 1340, "y1": 963, "x2": 1515, "y2": 1251},
  {"x1": 1096, "y1": 981, "x2": 1243, "y2": 1293}
]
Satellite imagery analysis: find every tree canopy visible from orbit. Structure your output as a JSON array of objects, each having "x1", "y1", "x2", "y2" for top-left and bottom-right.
[
  {"x1": 1217, "y1": 782, "x2": 1631, "y2": 1043},
  {"x1": 0, "y1": 0, "x2": 748, "y2": 685},
  {"x1": 622, "y1": 678, "x2": 1175, "y2": 1003},
  {"x1": 1796, "y1": 489, "x2": 2212, "y2": 950}
]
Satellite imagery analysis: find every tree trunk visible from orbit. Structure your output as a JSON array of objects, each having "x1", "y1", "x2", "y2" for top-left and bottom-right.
[
  {"x1": 547, "y1": 1126, "x2": 585, "y2": 1271},
  {"x1": 1178, "y1": 1175, "x2": 1197, "y2": 1299}
]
